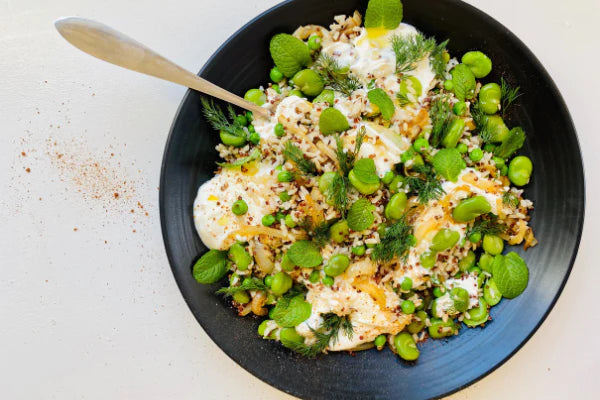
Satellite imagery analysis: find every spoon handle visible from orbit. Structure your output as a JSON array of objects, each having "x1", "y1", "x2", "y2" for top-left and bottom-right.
[{"x1": 54, "y1": 17, "x2": 270, "y2": 118}]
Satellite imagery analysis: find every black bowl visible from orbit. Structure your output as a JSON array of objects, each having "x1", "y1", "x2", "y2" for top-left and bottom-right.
[{"x1": 159, "y1": 0, "x2": 584, "y2": 398}]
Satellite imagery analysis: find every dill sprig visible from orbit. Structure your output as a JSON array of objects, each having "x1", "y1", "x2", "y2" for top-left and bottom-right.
[
  {"x1": 429, "y1": 96, "x2": 454, "y2": 147},
  {"x1": 430, "y1": 39, "x2": 449, "y2": 79},
  {"x1": 468, "y1": 213, "x2": 507, "y2": 237},
  {"x1": 285, "y1": 313, "x2": 353, "y2": 357},
  {"x1": 500, "y1": 77, "x2": 521, "y2": 117},
  {"x1": 298, "y1": 218, "x2": 334, "y2": 248},
  {"x1": 283, "y1": 141, "x2": 317, "y2": 175},
  {"x1": 313, "y1": 54, "x2": 362, "y2": 96},
  {"x1": 470, "y1": 101, "x2": 493, "y2": 143},
  {"x1": 396, "y1": 91, "x2": 412, "y2": 107},
  {"x1": 329, "y1": 173, "x2": 349, "y2": 214},
  {"x1": 335, "y1": 126, "x2": 365, "y2": 176},
  {"x1": 372, "y1": 216, "x2": 414, "y2": 262},
  {"x1": 392, "y1": 33, "x2": 436, "y2": 75},
  {"x1": 502, "y1": 191, "x2": 520, "y2": 208},
  {"x1": 200, "y1": 97, "x2": 245, "y2": 137},
  {"x1": 216, "y1": 277, "x2": 268, "y2": 297},
  {"x1": 405, "y1": 164, "x2": 445, "y2": 204}
]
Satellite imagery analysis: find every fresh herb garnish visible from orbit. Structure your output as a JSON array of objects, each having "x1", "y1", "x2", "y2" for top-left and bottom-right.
[
  {"x1": 502, "y1": 191, "x2": 520, "y2": 208},
  {"x1": 283, "y1": 141, "x2": 317, "y2": 175},
  {"x1": 468, "y1": 213, "x2": 507, "y2": 237},
  {"x1": 450, "y1": 63, "x2": 476, "y2": 101},
  {"x1": 285, "y1": 313, "x2": 353, "y2": 357},
  {"x1": 335, "y1": 126, "x2": 365, "y2": 176},
  {"x1": 372, "y1": 216, "x2": 414, "y2": 262},
  {"x1": 192, "y1": 249, "x2": 230, "y2": 284},
  {"x1": 364, "y1": 0, "x2": 403, "y2": 30},
  {"x1": 217, "y1": 148, "x2": 261, "y2": 169},
  {"x1": 430, "y1": 39, "x2": 449, "y2": 79},
  {"x1": 493, "y1": 127, "x2": 526, "y2": 159},
  {"x1": 329, "y1": 172, "x2": 350, "y2": 214},
  {"x1": 352, "y1": 158, "x2": 379, "y2": 184},
  {"x1": 347, "y1": 198, "x2": 376, "y2": 231},
  {"x1": 286, "y1": 240, "x2": 323, "y2": 268},
  {"x1": 367, "y1": 88, "x2": 395, "y2": 120},
  {"x1": 313, "y1": 54, "x2": 362, "y2": 96},
  {"x1": 429, "y1": 96, "x2": 454, "y2": 147},
  {"x1": 392, "y1": 33, "x2": 436, "y2": 75},
  {"x1": 470, "y1": 101, "x2": 493, "y2": 143},
  {"x1": 432, "y1": 148, "x2": 463, "y2": 183},
  {"x1": 500, "y1": 77, "x2": 521, "y2": 118},
  {"x1": 200, "y1": 97, "x2": 246, "y2": 138},
  {"x1": 396, "y1": 92, "x2": 412, "y2": 107},
  {"x1": 216, "y1": 277, "x2": 268, "y2": 297},
  {"x1": 405, "y1": 164, "x2": 445, "y2": 204},
  {"x1": 271, "y1": 287, "x2": 312, "y2": 328}
]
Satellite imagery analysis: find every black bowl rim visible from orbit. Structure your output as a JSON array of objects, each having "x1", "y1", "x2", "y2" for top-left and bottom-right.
[{"x1": 159, "y1": 0, "x2": 586, "y2": 398}]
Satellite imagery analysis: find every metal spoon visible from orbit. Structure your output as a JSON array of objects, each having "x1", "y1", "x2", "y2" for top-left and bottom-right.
[{"x1": 54, "y1": 17, "x2": 271, "y2": 118}]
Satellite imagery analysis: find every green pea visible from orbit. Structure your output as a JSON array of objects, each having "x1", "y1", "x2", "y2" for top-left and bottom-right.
[
  {"x1": 264, "y1": 275, "x2": 274, "y2": 287},
  {"x1": 469, "y1": 148, "x2": 484, "y2": 162},
  {"x1": 308, "y1": 270, "x2": 320, "y2": 283},
  {"x1": 443, "y1": 79, "x2": 454, "y2": 91},
  {"x1": 479, "y1": 253, "x2": 494, "y2": 273},
  {"x1": 385, "y1": 192, "x2": 408, "y2": 220},
  {"x1": 274, "y1": 122, "x2": 285, "y2": 137},
  {"x1": 394, "y1": 332, "x2": 420, "y2": 361},
  {"x1": 235, "y1": 114, "x2": 248, "y2": 126},
  {"x1": 400, "y1": 76, "x2": 423, "y2": 102},
  {"x1": 458, "y1": 251, "x2": 476, "y2": 272},
  {"x1": 450, "y1": 287, "x2": 470, "y2": 313},
  {"x1": 284, "y1": 214, "x2": 296, "y2": 228},
  {"x1": 468, "y1": 231, "x2": 482, "y2": 243},
  {"x1": 248, "y1": 132, "x2": 260, "y2": 145},
  {"x1": 348, "y1": 170, "x2": 380, "y2": 195},
  {"x1": 312, "y1": 89, "x2": 334, "y2": 105},
  {"x1": 463, "y1": 298, "x2": 489, "y2": 327},
  {"x1": 330, "y1": 220, "x2": 349, "y2": 243},
  {"x1": 324, "y1": 254, "x2": 350, "y2": 277},
  {"x1": 430, "y1": 229, "x2": 460, "y2": 251},
  {"x1": 407, "y1": 310, "x2": 428, "y2": 334},
  {"x1": 442, "y1": 118, "x2": 466, "y2": 148},
  {"x1": 277, "y1": 171, "x2": 294, "y2": 182},
  {"x1": 245, "y1": 111, "x2": 253, "y2": 122},
  {"x1": 280, "y1": 327, "x2": 305, "y2": 348},
  {"x1": 374, "y1": 334, "x2": 387, "y2": 349},
  {"x1": 485, "y1": 115, "x2": 510, "y2": 142},
  {"x1": 500, "y1": 165, "x2": 508, "y2": 176},
  {"x1": 270, "y1": 67, "x2": 284, "y2": 83},
  {"x1": 456, "y1": 143, "x2": 468, "y2": 154},
  {"x1": 400, "y1": 148, "x2": 415, "y2": 164},
  {"x1": 401, "y1": 300, "x2": 416, "y2": 314},
  {"x1": 322, "y1": 276, "x2": 334, "y2": 286},
  {"x1": 289, "y1": 89, "x2": 304, "y2": 98},
  {"x1": 401, "y1": 277, "x2": 413, "y2": 291},
  {"x1": 228, "y1": 242, "x2": 252, "y2": 271},
  {"x1": 232, "y1": 290, "x2": 250, "y2": 304},
  {"x1": 452, "y1": 196, "x2": 492, "y2": 222},
  {"x1": 220, "y1": 130, "x2": 247, "y2": 147},
  {"x1": 279, "y1": 191, "x2": 291, "y2": 202},
  {"x1": 433, "y1": 286, "x2": 445, "y2": 298},
  {"x1": 271, "y1": 271, "x2": 293, "y2": 296},
  {"x1": 413, "y1": 137, "x2": 429, "y2": 153},
  {"x1": 307, "y1": 34, "x2": 322, "y2": 50},
  {"x1": 420, "y1": 251, "x2": 436, "y2": 269},
  {"x1": 352, "y1": 245, "x2": 366, "y2": 256},
  {"x1": 479, "y1": 83, "x2": 501, "y2": 114},
  {"x1": 382, "y1": 171, "x2": 395, "y2": 185},
  {"x1": 389, "y1": 176, "x2": 405, "y2": 193},
  {"x1": 280, "y1": 253, "x2": 295, "y2": 272},
  {"x1": 453, "y1": 101, "x2": 467, "y2": 116},
  {"x1": 461, "y1": 51, "x2": 492, "y2": 78},
  {"x1": 492, "y1": 156, "x2": 505, "y2": 168},
  {"x1": 483, "y1": 278, "x2": 503, "y2": 306},
  {"x1": 508, "y1": 156, "x2": 533, "y2": 186},
  {"x1": 292, "y1": 69, "x2": 324, "y2": 97},
  {"x1": 482, "y1": 234, "x2": 504, "y2": 255},
  {"x1": 244, "y1": 88, "x2": 266, "y2": 106},
  {"x1": 262, "y1": 214, "x2": 276, "y2": 227},
  {"x1": 231, "y1": 199, "x2": 248, "y2": 215},
  {"x1": 469, "y1": 265, "x2": 482, "y2": 275}
]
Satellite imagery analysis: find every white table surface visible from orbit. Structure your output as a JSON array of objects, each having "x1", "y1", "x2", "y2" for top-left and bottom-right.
[{"x1": 1, "y1": 0, "x2": 598, "y2": 398}]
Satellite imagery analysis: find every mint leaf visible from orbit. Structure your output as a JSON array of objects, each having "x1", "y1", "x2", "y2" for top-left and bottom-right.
[
  {"x1": 217, "y1": 148, "x2": 261, "y2": 169},
  {"x1": 269, "y1": 34, "x2": 311, "y2": 78},
  {"x1": 287, "y1": 240, "x2": 323, "y2": 267},
  {"x1": 451, "y1": 64, "x2": 476, "y2": 101},
  {"x1": 271, "y1": 294, "x2": 312, "y2": 327},
  {"x1": 319, "y1": 107, "x2": 350, "y2": 135},
  {"x1": 493, "y1": 127, "x2": 526, "y2": 159},
  {"x1": 192, "y1": 250, "x2": 229, "y2": 284},
  {"x1": 353, "y1": 158, "x2": 379, "y2": 184},
  {"x1": 493, "y1": 252, "x2": 529, "y2": 299},
  {"x1": 432, "y1": 148, "x2": 463, "y2": 182},
  {"x1": 367, "y1": 88, "x2": 395, "y2": 120},
  {"x1": 364, "y1": 0, "x2": 403, "y2": 29},
  {"x1": 347, "y1": 198, "x2": 376, "y2": 231}
]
